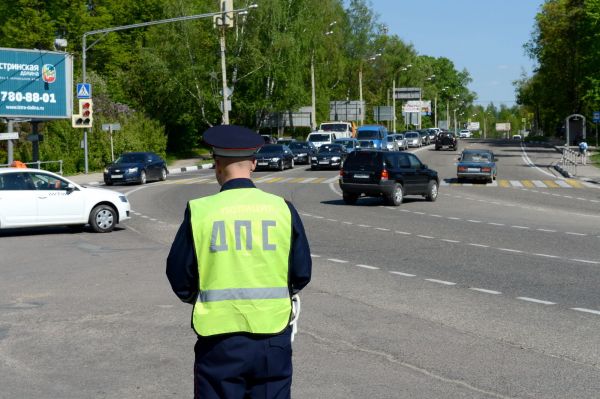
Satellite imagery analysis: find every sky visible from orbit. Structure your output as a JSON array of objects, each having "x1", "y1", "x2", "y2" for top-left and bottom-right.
[{"x1": 368, "y1": 0, "x2": 544, "y2": 107}]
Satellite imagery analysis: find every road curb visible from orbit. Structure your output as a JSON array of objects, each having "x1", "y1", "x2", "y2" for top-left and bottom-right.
[{"x1": 168, "y1": 163, "x2": 214, "y2": 174}]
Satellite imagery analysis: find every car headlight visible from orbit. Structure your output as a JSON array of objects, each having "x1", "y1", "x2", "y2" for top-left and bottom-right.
[
  {"x1": 311, "y1": 157, "x2": 317, "y2": 161},
  {"x1": 128, "y1": 167, "x2": 138, "y2": 173},
  {"x1": 299, "y1": 153, "x2": 307, "y2": 157},
  {"x1": 119, "y1": 195, "x2": 128, "y2": 203},
  {"x1": 271, "y1": 157, "x2": 280, "y2": 162},
  {"x1": 331, "y1": 157, "x2": 340, "y2": 161},
  {"x1": 104, "y1": 168, "x2": 109, "y2": 173}
]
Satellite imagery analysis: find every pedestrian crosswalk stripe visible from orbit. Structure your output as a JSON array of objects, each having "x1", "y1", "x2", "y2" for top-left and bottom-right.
[
  {"x1": 324, "y1": 176, "x2": 339, "y2": 183},
  {"x1": 555, "y1": 180, "x2": 572, "y2": 188},
  {"x1": 312, "y1": 177, "x2": 327, "y2": 184},
  {"x1": 265, "y1": 177, "x2": 283, "y2": 183},
  {"x1": 289, "y1": 177, "x2": 306, "y2": 183},
  {"x1": 522, "y1": 180, "x2": 535, "y2": 188},
  {"x1": 300, "y1": 177, "x2": 317, "y2": 183},
  {"x1": 498, "y1": 180, "x2": 511, "y2": 188},
  {"x1": 565, "y1": 179, "x2": 585, "y2": 188},
  {"x1": 532, "y1": 180, "x2": 547, "y2": 188},
  {"x1": 543, "y1": 180, "x2": 560, "y2": 188},
  {"x1": 510, "y1": 180, "x2": 523, "y2": 187}
]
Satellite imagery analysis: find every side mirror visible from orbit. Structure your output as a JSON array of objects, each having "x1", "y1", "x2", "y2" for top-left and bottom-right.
[
  {"x1": 66, "y1": 183, "x2": 76, "y2": 193},
  {"x1": 421, "y1": 164, "x2": 428, "y2": 169}
]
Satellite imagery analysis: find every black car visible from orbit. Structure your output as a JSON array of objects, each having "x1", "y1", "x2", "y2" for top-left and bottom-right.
[
  {"x1": 311, "y1": 144, "x2": 348, "y2": 170},
  {"x1": 339, "y1": 150, "x2": 439, "y2": 206},
  {"x1": 288, "y1": 141, "x2": 317, "y2": 164},
  {"x1": 418, "y1": 129, "x2": 431, "y2": 145},
  {"x1": 435, "y1": 132, "x2": 458, "y2": 151},
  {"x1": 103, "y1": 151, "x2": 168, "y2": 185},
  {"x1": 255, "y1": 144, "x2": 295, "y2": 171}
]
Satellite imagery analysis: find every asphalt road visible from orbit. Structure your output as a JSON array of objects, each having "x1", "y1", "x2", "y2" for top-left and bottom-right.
[{"x1": 1, "y1": 139, "x2": 599, "y2": 398}]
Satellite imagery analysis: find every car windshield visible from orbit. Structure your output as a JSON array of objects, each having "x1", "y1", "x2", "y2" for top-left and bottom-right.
[
  {"x1": 318, "y1": 145, "x2": 343, "y2": 153},
  {"x1": 462, "y1": 153, "x2": 491, "y2": 162},
  {"x1": 396, "y1": 134, "x2": 404, "y2": 139},
  {"x1": 357, "y1": 130, "x2": 380, "y2": 140},
  {"x1": 405, "y1": 132, "x2": 419, "y2": 138},
  {"x1": 335, "y1": 140, "x2": 353, "y2": 146},
  {"x1": 320, "y1": 123, "x2": 348, "y2": 132},
  {"x1": 256, "y1": 145, "x2": 284, "y2": 154},
  {"x1": 386, "y1": 136, "x2": 395, "y2": 142},
  {"x1": 289, "y1": 142, "x2": 310, "y2": 149},
  {"x1": 308, "y1": 134, "x2": 331, "y2": 142},
  {"x1": 116, "y1": 153, "x2": 146, "y2": 163}
]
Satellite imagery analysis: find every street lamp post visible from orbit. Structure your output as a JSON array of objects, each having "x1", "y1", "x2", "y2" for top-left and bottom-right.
[
  {"x1": 310, "y1": 22, "x2": 336, "y2": 130},
  {"x1": 359, "y1": 53, "x2": 381, "y2": 125},
  {"x1": 80, "y1": 3, "x2": 257, "y2": 172},
  {"x1": 392, "y1": 64, "x2": 412, "y2": 132}
]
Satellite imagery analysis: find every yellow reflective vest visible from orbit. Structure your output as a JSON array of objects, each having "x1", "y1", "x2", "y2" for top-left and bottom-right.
[{"x1": 189, "y1": 188, "x2": 292, "y2": 336}]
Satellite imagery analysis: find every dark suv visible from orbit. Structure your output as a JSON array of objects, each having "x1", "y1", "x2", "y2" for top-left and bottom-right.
[
  {"x1": 339, "y1": 150, "x2": 439, "y2": 206},
  {"x1": 435, "y1": 131, "x2": 458, "y2": 150}
]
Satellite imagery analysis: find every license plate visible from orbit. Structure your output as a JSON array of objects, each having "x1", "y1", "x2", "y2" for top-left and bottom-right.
[
  {"x1": 467, "y1": 168, "x2": 480, "y2": 172},
  {"x1": 111, "y1": 174, "x2": 123, "y2": 178},
  {"x1": 319, "y1": 161, "x2": 330, "y2": 164},
  {"x1": 257, "y1": 162, "x2": 267, "y2": 166},
  {"x1": 354, "y1": 174, "x2": 369, "y2": 179}
]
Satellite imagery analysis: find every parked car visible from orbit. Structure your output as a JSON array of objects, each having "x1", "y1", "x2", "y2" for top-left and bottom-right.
[
  {"x1": 456, "y1": 149, "x2": 497, "y2": 183},
  {"x1": 388, "y1": 133, "x2": 408, "y2": 150},
  {"x1": 512, "y1": 134, "x2": 522, "y2": 141},
  {"x1": 404, "y1": 131, "x2": 422, "y2": 148},
  {"x1": 435, "y1": 132, "x2": 458, "y2": 151},
  {"x1": 104, "y1": 151, "x2": 168, "y2": 186},
  {"x1": 339, "y1": 150, "x2": 439, "y2": 206},
  {"x1": 459, "y1": 129, "x2": 472, "y2": 138},
  {"x1": 0, "y1": 168, "x2": 130, "y2": 233},
  {"x1": 288, "y1": 141, "x2": 317, "y2": 164},
  {"x1": 334, "y1": 138, "x2": 361, "y2": 153},
  {"x1": 418, "y1": 129, "x2": 431, "y2": 145},
  {"x1": 311, "y1": 143, "x2": 348, "y2": 170},
  {"x1": 255, "y1": 144, "x2": 295, "y2": 171}
]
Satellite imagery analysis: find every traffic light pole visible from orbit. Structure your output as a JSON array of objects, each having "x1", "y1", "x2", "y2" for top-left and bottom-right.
[{"x1": 80, "y1": 5, "x2": 257, "y2": 172}]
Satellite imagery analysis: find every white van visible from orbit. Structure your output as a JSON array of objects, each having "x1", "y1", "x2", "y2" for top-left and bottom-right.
[
  {"x1": 307, "y1": 131, "x2": 337, "y2": 148},
  {"x1": 319, "y1": 121, "x2": 354, "y2": 139}
]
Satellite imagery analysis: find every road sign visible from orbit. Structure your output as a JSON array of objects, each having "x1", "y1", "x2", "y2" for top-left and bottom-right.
[
  {"x1": 0, "y1": 132, "x2": 19, "y2": 140},
  {"x1": 76, "y1": 83, "x2": 92, "y2": 99},
  {"x1": 593, "y1": 111, "x2": 600, "y2": 123},
  {"x1": 373, "y1": 106, "x2": 393, "y2": 122},
  {"x1": 0, "y1": 47, "x2": 73, "y2": 119},
  {"x1": 102, "y1": 123, "x2": 121, "y2": 131},
  {"x1": 394, "y1": 87, "x2": 421, "y2": 100}
]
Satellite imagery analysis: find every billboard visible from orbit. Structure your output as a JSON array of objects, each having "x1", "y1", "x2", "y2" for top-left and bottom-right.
[
  {"x1": 496, "y1": 122, "x2": 511, "y2": 132},
  {"x1": 0, "y1": 47, "x2": 73, "y2": 119},
  {"x1": 402, "y1": 100, "x2": 431, "y2": 114},
  {"x1": 467, "y1": 122, "x2": 480, "y2": 131},
  {"x1": 329, "y1": 100, "x2": 364, "y2": 121}
]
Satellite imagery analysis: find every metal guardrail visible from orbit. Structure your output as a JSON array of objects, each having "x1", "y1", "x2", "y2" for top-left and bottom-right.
[
  {"x1": 0, "y1": 160, "x2": 63, "y2": 175},
  {"x1": 561, "y1": 148, "x2": 578, "y2": 176}
]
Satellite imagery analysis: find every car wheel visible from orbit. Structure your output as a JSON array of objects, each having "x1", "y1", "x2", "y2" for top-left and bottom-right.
[
  {"x1": 159, "y1": 168, "x2": 167, "y2": 181},
  {"x1": 311, "y1": 166, "x2": 317, "y2": 171},
  {"x1": 139, "y1": 170, "x2": 147, "y2": 184},
  {"x1": 386, "y1": 183, "x2": 403, "y2": 206},
  {"x1": 89, "y1": 204, "x2": 117, "y2": 233},
  {"x1": 279, "y1": 160, "x2": 285, "y2": 171},
  {"x1": 105, "y1": 180, "x2": 113, "y2": 186},
  {"x1": 343, "y1": 192, "x2": 359, "y2": 205},
  {"x1": 426, "y1": 180, "x2": 438, "y2": 202}
]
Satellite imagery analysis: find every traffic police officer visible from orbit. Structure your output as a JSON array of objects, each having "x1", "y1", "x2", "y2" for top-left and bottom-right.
[{"x1": 166, "y1": 125, "x2": 312, "y2": 399}]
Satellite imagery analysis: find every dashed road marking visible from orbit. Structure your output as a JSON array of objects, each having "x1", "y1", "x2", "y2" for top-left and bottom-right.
[
  {"x1": 389, "y1": 271, "x2": 416, "y2": 277},
  {"x1": 517, "y1": 297, "x2": 556, "y2": 305},
  {"x1": 328, "y1": 258, "x2": 348, "y2": 263},
  {"x1": 356, "y1": 264, "x2": 379, "y2": 270},
  {"x1": 425, "y1": 279, "x2": 456, "y2": 286},
  {"x1": 470, "y1": 288, "x2": 502, "y2": 295},
  {"x1": 572, "y1": 308, "x2": 600, "y2": 316}
]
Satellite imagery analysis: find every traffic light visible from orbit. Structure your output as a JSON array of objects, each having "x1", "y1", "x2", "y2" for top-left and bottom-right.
[{"x1": 72, "y1": 99, "x2": 93, "y2": 128}]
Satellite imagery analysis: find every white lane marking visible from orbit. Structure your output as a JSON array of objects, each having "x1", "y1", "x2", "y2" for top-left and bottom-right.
[
  {"x1": 300, "y1": 177, "x2": 318, "y2": 183},
  {"x1": 441, "y1": 239, "x2": 460, "y2": 243},
  {"x1": 468, "y1": 243, "x2": 489, "y2": 248},
  {"x1": 343, "y1": 221, "x2": 353, "y2": 225},
  {"x1": 570, "y1": 259, "x2": 600, "y2": 265},
  {"x1": 430, "y1": 214, "x2": 443, "y2": 218},
  {"x1": 326, "y1": 218, "x2": 338, "y2": 222},
  {"x1": 413, "y1": 211, "x2": 426, "y2": 215},
  {"x1": 300, "y1": 213, "x2": 312, "y2": 216},
  {"x1": 517, "y1": 297, "x2": 556, "y2": 305},
  {"x1": 520, "y1": 143, "x2": 557, "y2": 178},
  {"x1": 358, "y1": 224, "x2": 371, "y2": 228},
  {"x1": 576, "y1": 197, "x2": 587, "y2": 201},
  {"x1": 510, "y1": 180, "x2": 523, "y2": 187},
  {"x1": 375, "y1": 227, "x2": 391, "y2": 231},
  {"x1": 425, "y1": 279, "x2": 456, "y2": 286},
  {"x1": 328, "y1": 258, "x2": 348, "y2": 263},
  {"x1": 149, "y1": 218, "x2": 157, "y2": 221},
  {"x1": 565, "y1": 232, "x2": 587, "y2": 236},
  {"x1": 323, "y1": 176, "x2": 339, "y2": 183},
  {"x1": 447, "y1": 217, "x2": 461, "y2": 220},
  {"x1": 467, "y1": 220, "x2": 482, "y2": 223},
  {"x1": 511, "y1": 225, "x2": 529, "y2": 229},
  {"x1": 556, "y1": 180, "x2": 572, "y2": 188},
  {"x1": 532, "y1": 180, "x2": 547, "y2": 188},
  {"x1": 532, "y1": 253, "x2": 560, "y2": 259},
  {"x1": 488, "y1": 222, "x2": 505, "y2": 226},
  {"x1": 417, "y1": 235, "x2": 434, "y2": 239},
  {"x1": 470, "y1": 288, "x2": 502, "y2": 295},
  {"x1": 537, "y1": 229, "x2": 556, "y2": 233},
  {"x1": 395, "y1": 231, "x2": 411, "y2": 235},
  {"x1": 310, "y1": 254, "x2": 321, "y2": 258},
  {"x1": 498, "y1": 248, "x2": 523, "y2": 253},
  {"x1": 390, "y1": 271, "x2": 416, "y2": 277},
  {"x1": 356, "y1": 264, "x2": 379, "y2": 270},
  {"x1": 400, "y1": 209, "x2": 410, "y2": 213},
  {"x1": 141, "y1": 215, "x2": 149, "y2": 219},
  {"x1": 572, "y1": 308, "x2": 600, "y2": 316},
  {"x1": 313, "y1": 216, "x2": 324, "y2": 219}
]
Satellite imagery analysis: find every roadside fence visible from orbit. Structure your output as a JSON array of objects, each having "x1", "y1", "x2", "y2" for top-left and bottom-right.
[
  {"x1": 0, "y1": 160, "x2": 64, "y2": 175},
  {"x1": 561, "y1": 148, "x2": 578, "y2": 176}
]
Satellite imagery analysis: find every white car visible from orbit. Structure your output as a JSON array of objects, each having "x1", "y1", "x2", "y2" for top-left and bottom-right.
[
  {"x1": 0, "y1": 168, "x2": 130, "y2": 232},
  {"x1": 459, "y1": 129, "x2": 472, "y2": 138}
]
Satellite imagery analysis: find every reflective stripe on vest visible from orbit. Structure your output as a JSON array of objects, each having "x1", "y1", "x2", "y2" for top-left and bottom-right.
[{"x1": 189, "y1": 188, "x2": 292, "y2": 337}]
